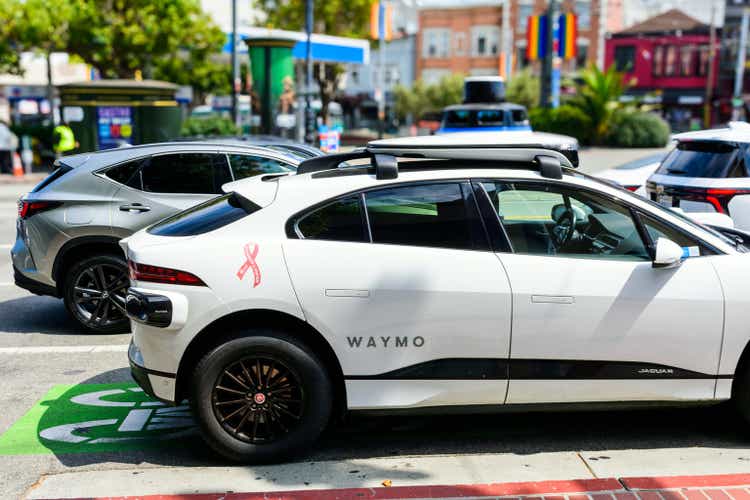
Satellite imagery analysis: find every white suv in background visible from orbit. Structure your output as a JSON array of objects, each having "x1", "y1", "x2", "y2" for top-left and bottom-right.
[{"x1": 647, "y1": 122, "x2": 750, "y2": 230}]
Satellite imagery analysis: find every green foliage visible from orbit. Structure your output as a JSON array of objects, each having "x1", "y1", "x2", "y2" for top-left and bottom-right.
[
  {"x1": 0, "y1": 0, "x2": 24, "y2": 75},
  {"x1": 394, "y1": 74, "x2": 464, "y2": 121},
  {"x1": 10, "y1": 0, "x2": 227, "y2": 102},
  {"x1": 603, "y1": 110, "x2": 670, "y2": 148},
  {"x1": 180, "y1": 116, "x2": 240, "y2": 137},
  {"x1": 254, "y1": 0, "x2": 375, "y2": 119},
  {"x1": 505, "y1": 70, "x2": 539, "y2": 109},
  {"x1": 529, "y1": 105, "x2": 593, "y2": 145},
  {"x1": 568, "y1": 64, "x2": 630, "y2": 144}
]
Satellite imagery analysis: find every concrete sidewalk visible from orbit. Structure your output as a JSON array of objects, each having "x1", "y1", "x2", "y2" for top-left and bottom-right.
[{"x1": 27, "y1": 473, "x2": 750, "y2": 500}]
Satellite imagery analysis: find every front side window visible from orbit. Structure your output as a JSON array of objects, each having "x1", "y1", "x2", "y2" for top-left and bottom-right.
[
  {"x1": 614, "y1": 45, "x2": 635, "y2": 73},
  {"x1": 365, "y1": 183, "x2": 474, "y2": 250},
  {"x1": 229, "y1": 154, "x2": 293, "y2": 180},
  {"x1": 296, "y1": 195, "x2": 367, "y2": 242},
  {"x1": 141, "y1": 153, "x2": 232, "y2": 194},
  {"x1": 482, "y1": 182, "x2": 651, "y2": 260},
  {"x1": 639, "y1": 212, "x2": 713, "y2": 256}
]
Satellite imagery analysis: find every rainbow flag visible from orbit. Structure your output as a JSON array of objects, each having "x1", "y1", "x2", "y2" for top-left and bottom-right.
[
  {"x1": 526, "y1": 15, "x2": 548, "y2": 61},
  {"x1": 370, "y1": 1, "x2": 393, "y2": 41},
  {"x1": 557, "y1": 12, "x2": 577, "y2": 60}
]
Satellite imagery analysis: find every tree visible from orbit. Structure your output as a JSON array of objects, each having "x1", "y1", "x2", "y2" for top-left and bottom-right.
[
  {"x1": 0, "y1": 0, "x2": 24, "y2": 76},
  {"x1": 505, "y1": 70, "x2": 539, "y2": 109},
  {"x1": 568, "y1": 64, "x2": 631, "y2": 144},
  {"x1": 65, "y1": 0, "x2": 227, "y2": 102},
  {"x1": 394, "y1": 74, "x2": 463, "y2": 121},
  {"x1": 254, "y1": 0, "x2": 374, "y2": 120}
]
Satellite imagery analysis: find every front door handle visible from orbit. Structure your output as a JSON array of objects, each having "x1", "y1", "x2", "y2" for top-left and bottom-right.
[
  {"x1": 119, "y1": 203, "x2": 151, "y2": 213},
  {"x1": 325, "y1": 289, "x2": 370, "y2": 298},
  {"x1": 531, "y1": 295, "x2": 575, "y2": 304}
]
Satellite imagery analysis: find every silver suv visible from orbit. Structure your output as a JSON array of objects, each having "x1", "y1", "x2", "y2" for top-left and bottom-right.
[{"x1": 12, "y1": 141, "x2": 311, "y2": 333}]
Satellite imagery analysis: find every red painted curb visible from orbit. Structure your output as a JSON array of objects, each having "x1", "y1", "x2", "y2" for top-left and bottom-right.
[
  {"x1": 622, "y1": 473, "x2": 750, "y2": 490},
  {"x1": 51, "y1": 478, "x2": 623, "y2": 500}
]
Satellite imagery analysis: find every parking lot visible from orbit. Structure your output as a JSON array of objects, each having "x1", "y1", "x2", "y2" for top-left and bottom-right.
[{"x1": 5, "y1": 148, "x2": 750, "y2": 499}]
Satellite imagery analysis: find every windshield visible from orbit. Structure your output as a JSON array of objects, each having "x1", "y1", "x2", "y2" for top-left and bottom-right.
[{"x1": 656, "y1": 141, "x2": 742, "y2": 178}]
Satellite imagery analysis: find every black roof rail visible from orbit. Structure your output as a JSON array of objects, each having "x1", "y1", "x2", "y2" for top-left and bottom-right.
[{"x1": 296, "y1": 149, "x2": 369, "y2": 174}]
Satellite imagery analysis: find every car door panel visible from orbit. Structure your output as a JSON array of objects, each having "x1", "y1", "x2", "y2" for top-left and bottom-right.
[
  {"x1": 283, "y1": 240, "x2": 512, "y2": 409},
  {"x1": 501, "y1": 253, "x2": 724, "y2": 403}
]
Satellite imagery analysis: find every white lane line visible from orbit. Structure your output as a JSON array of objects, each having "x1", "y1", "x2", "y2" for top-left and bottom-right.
[
  {"x1": 0, "y1": 344, "x2": 129, "y2": 355},
  {"x1": 0, "y1": 244, "x2": 12, "y2": 249},
  {"x1": 0, "y1": 282, "x2": 14, "y2": 286}
]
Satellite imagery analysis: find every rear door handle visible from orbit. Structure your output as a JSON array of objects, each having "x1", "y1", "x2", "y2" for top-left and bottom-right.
[
  {"x1": 119, "y1": 203, "x2": 151, "y2": 213},
  {"x1": 325, "y1": 289, "x2": 370, "y2": 298}
]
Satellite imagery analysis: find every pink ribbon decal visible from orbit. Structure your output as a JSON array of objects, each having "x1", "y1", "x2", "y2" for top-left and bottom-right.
[{"x1": 236, "y1": 243, "x2": 261, "y2": 287}]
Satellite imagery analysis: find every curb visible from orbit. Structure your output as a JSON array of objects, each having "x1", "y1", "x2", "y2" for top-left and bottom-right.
[{"x1": 40, "y1": 474, "x2": 750, "y2": 500}]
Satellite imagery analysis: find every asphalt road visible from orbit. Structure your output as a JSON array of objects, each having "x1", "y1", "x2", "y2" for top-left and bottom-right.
[{"x1": 7, "y1": 148, "x2": 750, "y2": 500}]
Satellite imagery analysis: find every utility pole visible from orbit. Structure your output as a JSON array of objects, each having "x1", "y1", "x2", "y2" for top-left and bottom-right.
[
  {"x1": 376, "y1": 2, "x2": 387, "y2": 139},
  {"x1": 734, "y1": 7, "x2": 750, "y2": 121},
  {"x1": 540, "y1": 0, "x2": 558, "y2": 108},
  {"x1": 304, "y1": 0, "x2": 315, "y2": 145},
  {"x1": 704, "y1": 0, "x2": 717, "y2": 128},
  {"x1": 501, "y1": 0, "x2": 512, "y2": 80},
  {"x1": 230, "y1": 0, "x2": 240, "y2": 128}
]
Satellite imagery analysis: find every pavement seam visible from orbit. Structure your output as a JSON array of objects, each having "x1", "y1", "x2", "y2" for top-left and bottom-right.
[{"x1": 577, "y1": 452, "x2": 599, "y2": 479}]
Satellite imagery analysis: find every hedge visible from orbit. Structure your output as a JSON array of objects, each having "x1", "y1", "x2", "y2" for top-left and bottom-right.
[
  {"x1": 529, "y1": 105, "x2": 593, "y2": 145},
  {"x1": 603, "y1": 110, "x2": 671, "y2": 148}
]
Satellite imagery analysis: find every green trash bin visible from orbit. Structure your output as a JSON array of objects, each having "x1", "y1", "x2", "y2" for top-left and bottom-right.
[{"x1": 58, "y1": 79, "x2": 183, "y2": 153}]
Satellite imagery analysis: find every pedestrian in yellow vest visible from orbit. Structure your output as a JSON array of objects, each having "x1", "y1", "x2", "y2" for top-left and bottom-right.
[{"x1": 53, "y1": 121, "x2": 77, "y2": 157}]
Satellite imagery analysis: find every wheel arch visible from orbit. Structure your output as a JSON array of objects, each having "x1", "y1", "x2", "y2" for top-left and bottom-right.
[
  {"x1": 731, "y1": 339, "x2": 750, "y2": 398},
  {"x1": 175, "y1": 308, "x2": 347, "y2": 418},
  {"x1": 53, "y1": 236, "x2": 124, "y2": 293}
]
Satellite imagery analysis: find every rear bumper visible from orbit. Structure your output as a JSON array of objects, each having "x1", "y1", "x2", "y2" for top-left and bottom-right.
[
  {"x1": 13, "y1": 265, "x2": 58, "y2": 297},
  {"x1": 128, "y1": 339, "x2": 177, "y2": 405}
]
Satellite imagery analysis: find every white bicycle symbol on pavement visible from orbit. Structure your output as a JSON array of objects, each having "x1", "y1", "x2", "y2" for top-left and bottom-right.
[{"x1": 39, "y1": 387, "x2": 197, "y2": 445}]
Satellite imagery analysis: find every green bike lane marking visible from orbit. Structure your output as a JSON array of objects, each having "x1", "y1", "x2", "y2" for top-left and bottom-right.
[{"x1": 0, "y1": 382, "x2": 197, "y2": 455}]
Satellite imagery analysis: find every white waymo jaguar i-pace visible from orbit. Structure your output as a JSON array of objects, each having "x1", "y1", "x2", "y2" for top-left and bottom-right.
[{"x1": 123, "y1": 133, "x2": 750, "y2": 463}]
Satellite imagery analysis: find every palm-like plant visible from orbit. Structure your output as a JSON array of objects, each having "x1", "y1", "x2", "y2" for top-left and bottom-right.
[{"x1": 570, "y1": 65, "x2": 630, "y2": 144}]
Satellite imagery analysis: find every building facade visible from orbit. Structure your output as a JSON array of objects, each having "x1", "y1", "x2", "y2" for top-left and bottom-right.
[
  {"x1": 416, "y1": 0, "x2": 605, "y2": 84},
  {"x1": 604, "y1": 9, "x2": 720, "y2": 131}
]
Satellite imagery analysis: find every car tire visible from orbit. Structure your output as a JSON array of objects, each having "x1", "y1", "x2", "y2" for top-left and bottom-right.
[
  {"x1": 63, "y1": 254, "x2": 131, "y2": 334},
  {"x1": 191, "y1": 330, "x2": 333, "y2": 463}
]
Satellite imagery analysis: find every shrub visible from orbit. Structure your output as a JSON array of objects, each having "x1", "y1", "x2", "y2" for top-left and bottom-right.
[
  {"x1": 530, "y1": 105, "x2": 593, "y2": 145},
  {"x1": 604, "y1": 110, "x2": 670, "y2": 148},
  {"x1": 180, "y1": 116, "x2": 240, "y2": 137}
]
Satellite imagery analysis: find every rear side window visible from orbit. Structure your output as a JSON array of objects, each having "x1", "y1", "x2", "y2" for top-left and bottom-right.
[
  {"x1": 104, "y1": 160, "x2": 141, "y2": 187},
  {"x1": 656, "y1": 142, "x2": 743, "y2": 178},
  {"x1": 296, "y1": 195, "x2": 367, "y2": 242},
  {"x1": 141, "y1": 154, "x2": 232, "y2": 194},
  {"x1": 229, "y1": 154, "x2": 293, "y2": 180},
  {"x1": 148, "y1": 193, "x2": 259, "y2": 236},
  {"x1": 364, "y1": 183, "x2": 474, "y2": 250},
  {"x1": 31, "y1": 165, "x2": 73, "y2": 192}
]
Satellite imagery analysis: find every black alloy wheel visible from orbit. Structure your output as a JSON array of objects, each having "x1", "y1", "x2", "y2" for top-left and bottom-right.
[
  {"x1": 211, "y1": 356, "x2": 304, "y2": 444},
  {"x1": 64, "y1": 254, "x2": 131, "y2": 334}
]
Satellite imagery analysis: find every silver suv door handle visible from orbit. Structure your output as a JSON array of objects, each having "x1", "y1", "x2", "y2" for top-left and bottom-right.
[{"x1": 119, "y1": 203, "x2": 151, "y2": 213}]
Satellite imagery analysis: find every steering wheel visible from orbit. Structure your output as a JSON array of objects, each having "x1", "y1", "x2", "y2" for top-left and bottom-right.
[{"x1": 550, "y1": 205, "x2": 578, "y2": 249}]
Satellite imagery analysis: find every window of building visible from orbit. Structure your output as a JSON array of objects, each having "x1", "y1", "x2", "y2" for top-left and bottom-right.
[
  {"x1": 423, "y1": 28, "x2": 451, "y2": 58},
  {"x1": 698, "y1": 45, "x2": 710, "y2": 76},
  {"x1": 296, "y1": 195, "x2": 367, "y2": 242},
  {"x1": 576, "y1": 44, "x2": 588, "y2": 69},
  {"x1": 664, "y1": 45, "x2": 677, "y2": 76},
  {"x1": 653, "y1": 45, "x2": 664, "y2": 76},
  {"x1": 421, "y1": 68, "x2": 451, "y2": 84},
  {"x1": 613, "y1": 45, "x2": 635, "y2": 73},
  {"x1": 516, "y1": 45, "x2": 529, "y2": 69},
  {"x1": 140, "y1": 153, "x2": 231, "y2": 194},
  {"x1": 454, "y1": 32, "x2": 467, "y2": 56},
  {"x1": 365, "y1": 183, "x2": 474, "y2": 250},
  {"x1": 680, "y1": 45, "x2": 695, "y2": 76},
  {"x1": 575, "y1": 0, "x2": 591, "y2": 29},
  {"x1": 472, "y1": 25, "x2": 501, "y2": 57},
  {"x1": 518, "y1": 3, "x2": 534, "y2": 32}
]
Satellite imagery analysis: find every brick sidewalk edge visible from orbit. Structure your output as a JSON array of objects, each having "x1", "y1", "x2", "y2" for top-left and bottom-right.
[{"x1": 38, "y1": 473, "x2": 750, "y2": 500}]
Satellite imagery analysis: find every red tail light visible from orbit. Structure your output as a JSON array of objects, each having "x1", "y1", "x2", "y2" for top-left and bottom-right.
[
  {"x1": 703, "y1": 188, "x2": 750, "y2": 214},
  {"x1": 18, "y1": 200, "x2": 61, "y2": 219},
  {"x1": 128, "y1": 260, "x2": 206, "y2": 286},
  {"x1": 624, "y1": 185, "x2": 640, "y2": 192}
]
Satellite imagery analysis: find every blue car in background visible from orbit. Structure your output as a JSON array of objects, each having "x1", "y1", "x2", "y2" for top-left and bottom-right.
[{"x1": 437, "y1": 102, "x2": 532, "y2": 134}]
